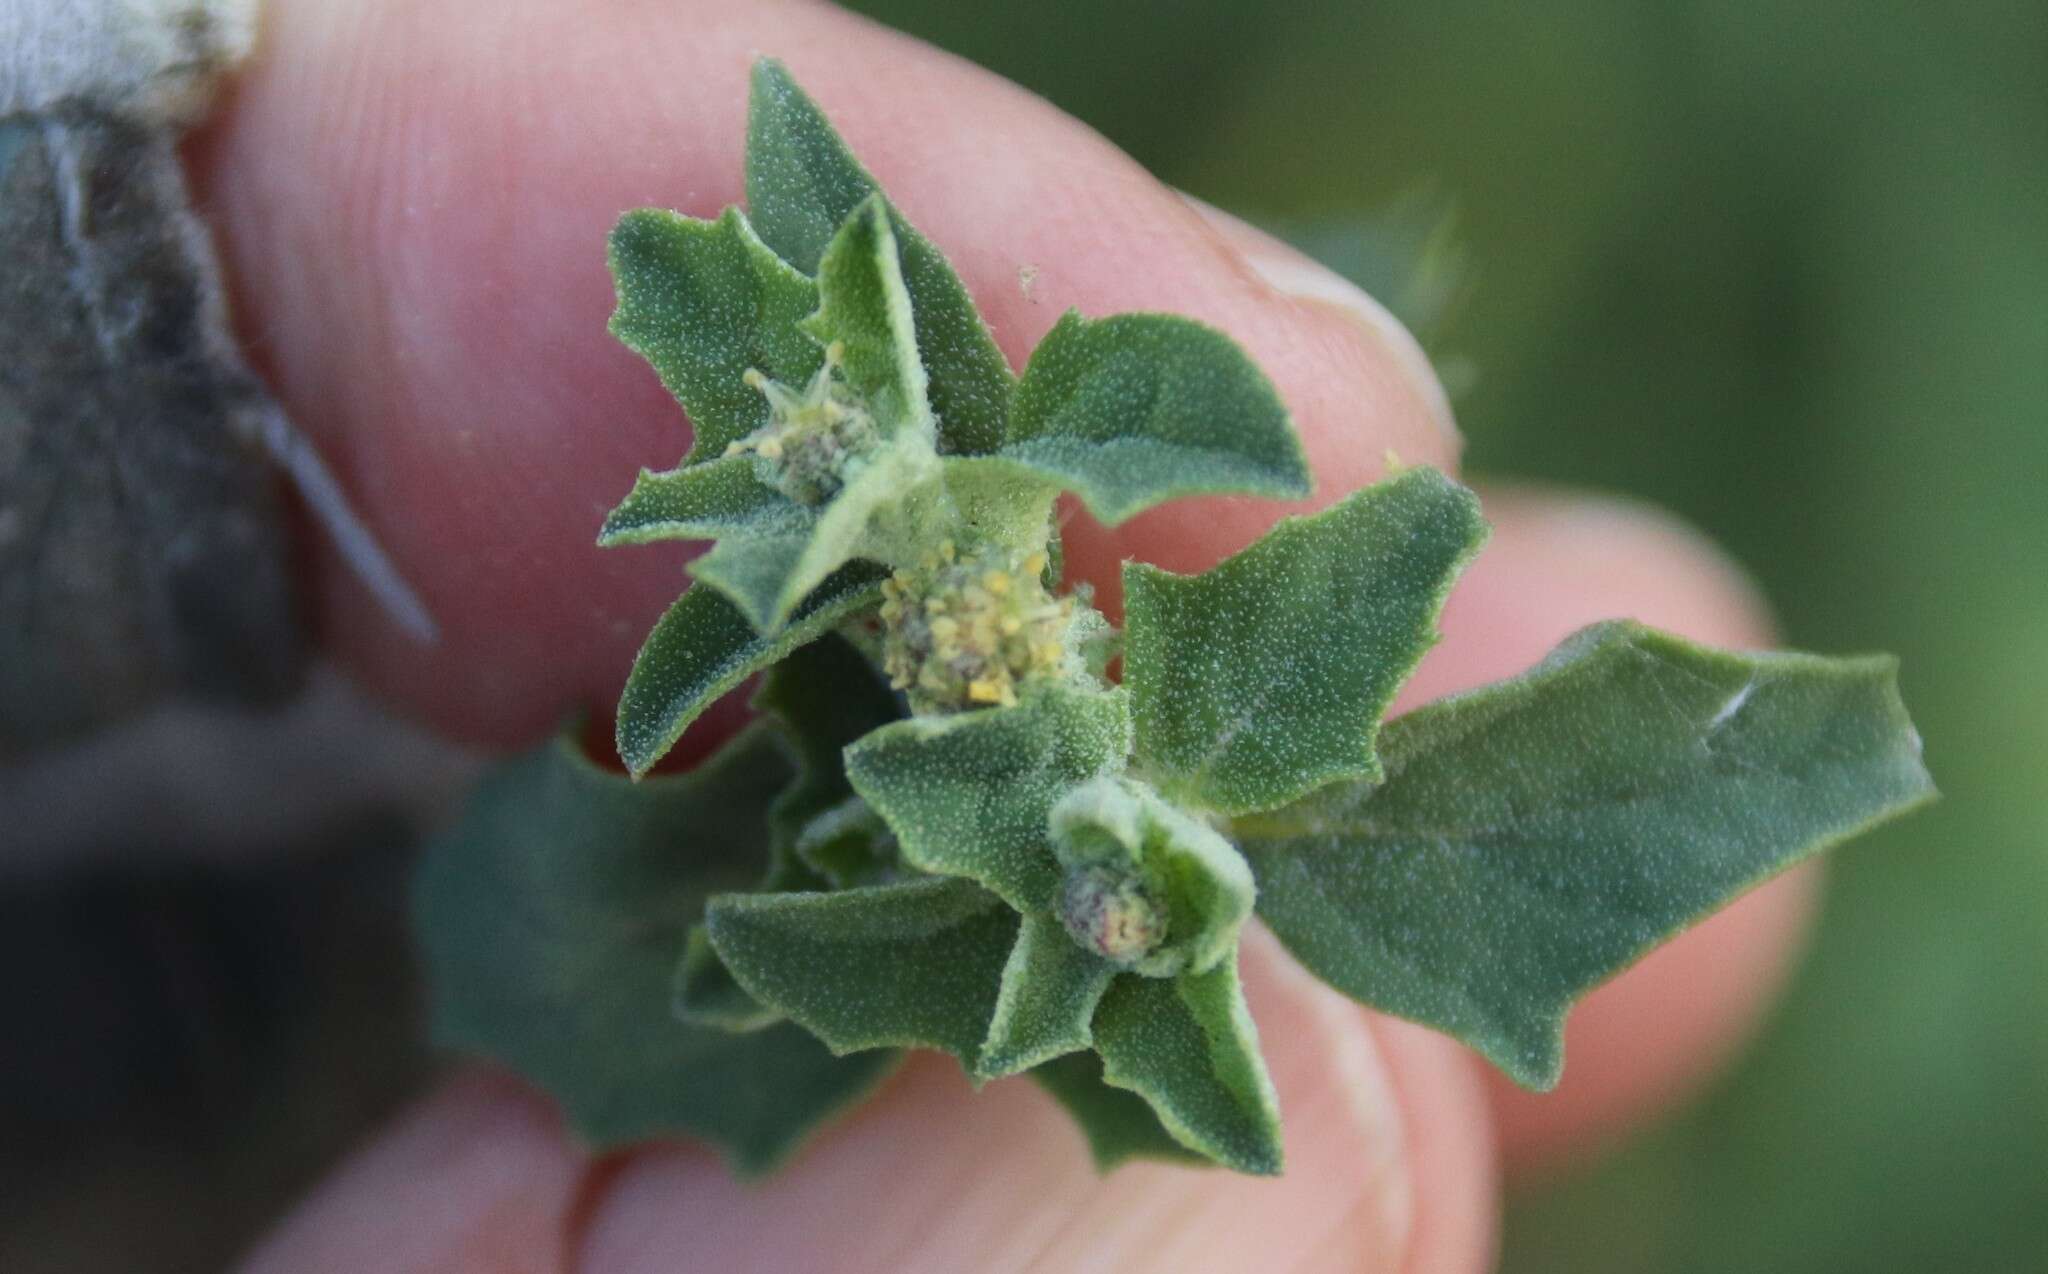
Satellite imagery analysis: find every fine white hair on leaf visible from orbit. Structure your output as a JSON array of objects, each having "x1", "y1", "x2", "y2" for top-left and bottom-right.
[{"x1": 1, "y1": 0, "x2": 258, "y2": 124}]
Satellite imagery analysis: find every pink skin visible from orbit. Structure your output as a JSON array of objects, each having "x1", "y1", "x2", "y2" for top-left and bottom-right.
[{"x1": 194, "y1": 2, "x2": 1816, "y2": 1268}]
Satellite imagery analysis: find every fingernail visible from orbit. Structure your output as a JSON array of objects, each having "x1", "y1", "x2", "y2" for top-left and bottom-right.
[{"x1": 1181, "y1": 194, "x2": 1461, "y2": 450}]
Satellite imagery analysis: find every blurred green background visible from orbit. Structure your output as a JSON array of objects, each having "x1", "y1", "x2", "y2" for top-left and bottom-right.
[
  {"x1": 3, "y1": 3, "x2": 2039, "y2": 1271},
  {"x1": 843, "y1": 0, "x2": 2046, "y2": 1269}
]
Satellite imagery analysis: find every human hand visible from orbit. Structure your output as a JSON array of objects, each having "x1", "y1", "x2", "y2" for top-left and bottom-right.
[{"x1": 197, "y1": 3, "x2": 1817, "y2": 1268}]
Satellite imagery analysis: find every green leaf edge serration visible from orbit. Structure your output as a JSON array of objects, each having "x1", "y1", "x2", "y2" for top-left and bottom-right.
[{"x1": 411, "y1": 55, "x2": 1937, "y2": 1178}]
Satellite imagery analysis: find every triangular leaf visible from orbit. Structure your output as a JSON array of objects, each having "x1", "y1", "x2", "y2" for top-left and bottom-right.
[
  {"x1": 801, "y1": 194, "x2": 933, "y2": 442},
  {"x1": 1029, "y1": 1051, "x2": 1207, "y2": 1171},
  {"x1": 976, "y1": 911, "x2": 1117, "y2": 1081},
  {"x1": 608, "y1": 206, "x2": 822, "y2": 464},
  {"x1": 994, "y1": 310, "x2": 1311, "y2": 524},
  {"x1": 845, "y1": 686, "x2": 1133, "y2": 912},
  {"x1": 613, "y1": 564, "x2": 884, "y2": 777},
  {"x1": 414, "y1": 729, "x2": 895, "y2": 1172},
  {"x1": 1091, "y1": 952, "x2": 1283, "y2": 1176},
  {"x1": 706, "y1": 877, "x2": 1019, "y2": 1072},
  {"x1": 1124, "y1": 465, "x2": 1487, "y2": 816},
  {"x1": 599, "y1": 454, "x2": 811, "y2": 547},
  {"x1": 746, "y1": 58, "x2": 1012, "y2": 454},
  {"x1": 1235, "y1": 620, "x2": 1937, "y2": 1089}
]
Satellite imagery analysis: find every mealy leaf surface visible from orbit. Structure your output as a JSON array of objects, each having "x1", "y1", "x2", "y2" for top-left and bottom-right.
[
  {"x1": 1236, "y1": 620, "x2": 1938, "y2": 1088},
  {"x1": 1124, "y1": 465, "x2": 1486, "y2": 816},
  {"x1": 413, "y1": 730, "x2": 895, "y2": 1171}
]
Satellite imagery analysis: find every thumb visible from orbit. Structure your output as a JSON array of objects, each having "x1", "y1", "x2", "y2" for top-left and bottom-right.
[{"x1": 190, "y1": 0, "x2": 1460, "y2": 751}]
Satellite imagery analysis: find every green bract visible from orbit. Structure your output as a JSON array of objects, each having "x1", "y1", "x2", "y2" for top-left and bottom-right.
[{"x1": 413, "y1": 58, "x2": 1936, "y2": 1177}]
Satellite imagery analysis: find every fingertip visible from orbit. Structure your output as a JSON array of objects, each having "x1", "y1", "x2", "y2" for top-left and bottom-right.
[
  {"x1": 1370, "y1": 1017, "x2": 1499, "y2": 1274},
  {"x1": 574, "y1": 930, "x2": 1498, "y2": 1273},
  {"x1": 194, "y1": 0, "x2": 1467, "y2": 739},
  {"x1": 239, "y1": 1068, "x2": 585, "y2": 1274}
]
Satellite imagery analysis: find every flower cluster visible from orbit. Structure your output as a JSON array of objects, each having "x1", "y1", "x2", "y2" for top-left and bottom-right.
[
  {"x1": 879, "y1": 541, "x2": 1073, "y2": 711},
  {"x1": 725, "y1": 342, "x2": 879, "y2": 505}
]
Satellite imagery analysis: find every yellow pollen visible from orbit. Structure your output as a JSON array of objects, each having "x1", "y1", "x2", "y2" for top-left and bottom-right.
[{"x1": 983, "y1": 571, "x2": 1011, "y2": 595}]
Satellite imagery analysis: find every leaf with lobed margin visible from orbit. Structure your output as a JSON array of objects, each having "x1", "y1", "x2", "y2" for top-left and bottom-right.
[
  {"x1": 746, "y1": 59, "x2": 1013, "y2": 454},
  {"x1": 674, "y1": 924, "x2": 783, "y2": 1032},
  {"x1": 845, "y1": 686, "x2": 1133, "y2": 913},
  {"x1": 599, "y1": 454, "x2": 810, "y2": 547},
  {"x1": 1123, "y1": 465, "x2": 1486, "y2": 817},
  {"x1": 413, "y1": 728, "x2": 895, "y2": 1172},
  {"x1": 1030, "y1": 1051, "x2": 1208, "y2": 1171},
  {"x1": 612, "y1": 565, "x2": 885, "y2": 777},
  {"x1": 976, "y1": 911, "x2": 1118, "y2": 1081},
  {"x1": 707, "y1": 877, "x2": 1020, "y2": 1072},
  {"x1": 608, "y1": 206, "x2": 822, "y2": 464},
  {"x1": 1236, "y1": 620, "x2": 1938, "y2": 1089},
  {"x1": 800, "y1": 195, "x2": 933, "y2": 441},
  {"x1": 991, "y1": 310, "x2": 1311, "y2": 525}
]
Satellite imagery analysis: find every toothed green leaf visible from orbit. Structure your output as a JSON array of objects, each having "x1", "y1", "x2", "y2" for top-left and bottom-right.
[
  {"x1": 608, "y1": 206, "x2": 822, "y2": 464},
  {"x1": 1092, "y1": 952, "x2": 1283, "y2": 1175},
  {"x1": 992, "y1": 310, "x2": 1311, "y2": 524},
  {"x1": 976, "y1": 912, "x2": 1117, "y2": 1080},
  {"x1": 1236, "y1": 621, "x2": 1938, "y2": 1089},
  {"x1": 1124, "y1": 465, "x2": 1487, "y2": 817},
  {"x1": 746, "y1": 58, "x2": 1012, "y2": 454},
  {"x1": 707, "y1": 877, "x2": 1019, "y2": 1071},
  {"x1": 414, "y1": 729, "x2": 894, "y2": 1172},
  {"x1": 599, "y1": 454, "x2": 809, "y2": 547},
  {"x1": 1030, "y1": 1051, "x2": 1207, "y2": 1171},
  {"x1": 801, "y1": 195, "x2": 932, "y2": 441},
  {"x1": 845, "y1": 687, "x2": 1133, "y2": 913},
  {"x1": 613, "y1": 565, "x2": 884, "y2": 777}
]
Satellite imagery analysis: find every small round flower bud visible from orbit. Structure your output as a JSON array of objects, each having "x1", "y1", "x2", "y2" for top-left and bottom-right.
[{"x1": 1058, "y1": 866, "x2": 1168, "y2": 965}]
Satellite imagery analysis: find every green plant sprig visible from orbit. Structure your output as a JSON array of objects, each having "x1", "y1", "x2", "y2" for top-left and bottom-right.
[{"x1": 413, "y1": 59, "x2": 1935, "y2": 1177}]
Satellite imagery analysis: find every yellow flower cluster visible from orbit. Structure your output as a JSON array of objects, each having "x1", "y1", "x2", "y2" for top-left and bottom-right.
[
  {"x1": 726, "y1": 342, "x2": 878, "y2": 505},
  {"x1": 879, "y1": 541, "x2": 1072, "y2": 710}
]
